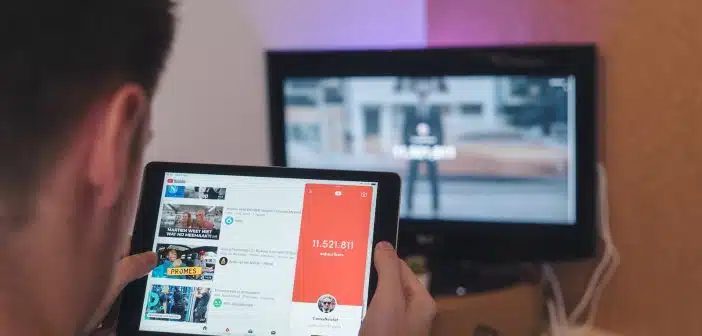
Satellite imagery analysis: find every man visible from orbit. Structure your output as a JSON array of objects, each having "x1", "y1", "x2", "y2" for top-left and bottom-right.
[
  {"x1": 320, "y1": 296, "x2": 337, "y2": 313},
  {"x1": 0, "y1": 1, "x2": 435, "y2": 335},
  {"x1": 171, "y1": 287, "x2": 187, "y2": 322},
  {"x1": 158, "y1": 286, "x2": 171, "y2": 316},
  {"x1": 195, "y1": 209, "x2": 215, "y2": 230},
  {"x1": 193, "y1": 288, "x2": 210, "y2": 323},
  {"x1": 402, "y1": 78, "x2": 445, "y2": 216}
]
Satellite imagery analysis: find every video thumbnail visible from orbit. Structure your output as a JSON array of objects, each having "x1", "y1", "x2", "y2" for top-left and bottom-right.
[
  {"x1": 159, "y1": 204, "x2": 223, "y2": 240},
  {"x1": 152, "y1": 244, "x2": 218, "y2": 280},
  {"x1": 144, "y1": 285, "x2": 211, "y2": 323},
  {"x1": 165, "y1": 185, "x2": 226, "y2": 200}
]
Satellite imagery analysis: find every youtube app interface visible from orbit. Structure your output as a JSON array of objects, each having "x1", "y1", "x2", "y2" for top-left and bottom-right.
[{"x1": 139, "y1": 173, "x2": 378, "y2": 336}]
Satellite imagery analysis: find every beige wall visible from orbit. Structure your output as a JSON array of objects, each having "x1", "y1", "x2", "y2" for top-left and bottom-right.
[
  {"x1": 146, "y1": 1, "x2": 269, "y2": 166},
  {"x1": 146, "y1": 0, "x2": 427, "y2": 166}
]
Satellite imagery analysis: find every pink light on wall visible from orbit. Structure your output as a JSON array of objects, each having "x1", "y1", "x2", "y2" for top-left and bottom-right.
[
  {"x1": 427, "y1": 0, "x2": 606, "y2": 46},
  {"x1": 240, "y1": 0, "x2": 427, "y2": 50}
]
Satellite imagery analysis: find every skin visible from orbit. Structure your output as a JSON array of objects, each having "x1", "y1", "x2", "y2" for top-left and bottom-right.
[
  {"x1": 181, "y1": 212, "x2": 192, "y2": 228},
  {"x1": 0, "y1": 79, "x2": 436, "y2": 336},
  {"x1": 167, "y1": 250, "x2": 181, "y2": 267}
]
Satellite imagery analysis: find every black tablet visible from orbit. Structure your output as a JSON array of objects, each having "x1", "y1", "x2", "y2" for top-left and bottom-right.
[{"x1": 118, "y1": 162, "x2": 401, "y2": 336}]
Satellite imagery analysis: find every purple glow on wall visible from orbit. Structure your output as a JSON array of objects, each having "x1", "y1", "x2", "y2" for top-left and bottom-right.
[
  {"x1": 240, "y1": 0, "x2": 427, "y2": 50},
  {"x1": 426, "y1": 0, "x2": 603, "y2": 46}
]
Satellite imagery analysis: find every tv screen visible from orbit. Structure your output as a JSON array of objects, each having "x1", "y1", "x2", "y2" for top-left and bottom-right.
[
  {"x1": 267, "y1": 46, "x2": 597, "y2": 261},
  {"x1": 282, "y1": 75, "x2": 576, "y2": 225}
]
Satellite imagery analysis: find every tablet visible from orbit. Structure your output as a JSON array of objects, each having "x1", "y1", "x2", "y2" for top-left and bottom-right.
[{"x1": 118, "y1": 162, "x2": 401, "y2": 336}]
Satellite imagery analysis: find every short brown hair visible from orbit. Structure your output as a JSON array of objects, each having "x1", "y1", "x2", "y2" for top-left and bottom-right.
[{"x1": 0, "y1": 0, "x2": 176, "y2": 220}]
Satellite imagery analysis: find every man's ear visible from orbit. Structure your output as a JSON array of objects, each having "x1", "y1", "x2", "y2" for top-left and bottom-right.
[{"x1": 88, "y1": 84, "x2": 148, "y2": 210}]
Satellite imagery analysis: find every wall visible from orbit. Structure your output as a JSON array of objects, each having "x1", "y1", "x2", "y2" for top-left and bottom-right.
[
  {"x1": 239, "y1": 0, "x2": 427, "y2": 50},
  {"x1": 428, "y1": 0, "x2": 702, "y2": 334},
  {"x1": 148, "y1": 0, "x2": 427, "y2": 165},
  {"x1": 147, "y1": 1, "x2": 268, "y2": 165}
]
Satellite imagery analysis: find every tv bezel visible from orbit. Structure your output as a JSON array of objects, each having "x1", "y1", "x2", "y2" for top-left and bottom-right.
[{"x1": 266, "y1": 45, "x2": 597, "y2": 262}]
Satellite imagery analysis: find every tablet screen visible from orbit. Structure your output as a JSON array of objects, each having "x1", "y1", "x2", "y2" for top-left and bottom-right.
[{"x1": 139, "y1": 172, "x2": 379, "y2": 336}]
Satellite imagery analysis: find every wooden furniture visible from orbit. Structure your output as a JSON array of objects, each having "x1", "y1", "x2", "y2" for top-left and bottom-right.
[{"x1": 432, "y1": 284, "x2": 544, "y2": 336}]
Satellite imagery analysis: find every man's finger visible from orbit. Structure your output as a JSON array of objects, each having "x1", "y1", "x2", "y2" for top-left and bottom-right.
[
  {"x1": 115, "y1": 251, "x2": 157, "y2": 289},
  {"x1": 360, "y1": 242, "x2": 405, "y2": 336},
  {"x1": 372, "y1": 242, "x2": 403, "y2": 300},
  {"x1": 400, "y1": 260, "x2": 437, "y2": 336}
]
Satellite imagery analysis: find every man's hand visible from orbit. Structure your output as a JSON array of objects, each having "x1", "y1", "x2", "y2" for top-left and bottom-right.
[
  {"x1": 85, "y1": 251, "x2": 157, "y2": 335},
  {"x1": 360, "y1": 242, "x2": 437, "y2": 336}
]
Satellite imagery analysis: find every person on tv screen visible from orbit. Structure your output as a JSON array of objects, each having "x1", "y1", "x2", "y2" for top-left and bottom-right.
[
  {"x1": 402, "y1": 78, "x2": 445, "y2": 216},
  {"x1": 0, "y1": 1, "x2": 435, "y2": 335}
]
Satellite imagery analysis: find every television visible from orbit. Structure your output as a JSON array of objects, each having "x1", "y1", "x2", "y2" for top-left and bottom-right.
[{"x1": 266, "y1": 46, "x2": 597, "y2": 262}]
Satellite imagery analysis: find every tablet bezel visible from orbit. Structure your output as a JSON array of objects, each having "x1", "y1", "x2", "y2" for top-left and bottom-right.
[{"x1": 117, "y1": 161, "x2": 401, "y2": 336}]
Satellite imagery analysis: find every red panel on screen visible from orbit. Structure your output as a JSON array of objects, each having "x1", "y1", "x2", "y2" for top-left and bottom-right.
[{"x1": 292, "y1": 183, "x2": 373, "y2": 306}]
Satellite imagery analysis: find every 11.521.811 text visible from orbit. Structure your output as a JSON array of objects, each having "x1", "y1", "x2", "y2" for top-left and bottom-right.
[{"x1": 311, "y1": 240, "x2": 355, "y2": 250}]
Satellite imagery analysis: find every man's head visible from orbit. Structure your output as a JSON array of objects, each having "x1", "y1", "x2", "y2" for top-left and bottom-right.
[
  {"x1": 320, "y1": 296, "x2": 335, "y2": 312},
  {"x1": 196, "y1": 210, "x2": 206, "y2": 221},
  {"x1": 412, "y1": 79, "x2": 433, "y2": 100},
  {"x1": 167, "y1": 249, "x2": 179, "y2": 262},
  {"x1": 0, "y1": 0, "x2": 175, "y2": 332}
]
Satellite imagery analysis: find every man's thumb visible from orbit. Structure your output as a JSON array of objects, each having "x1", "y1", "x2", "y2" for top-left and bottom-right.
[
  {"x1": 116, "y1": 251, "x2": 157, "y2": 289},
  {"x1": 360, "y1": 242, "x2": 404, "y2": 336},
  {"x1": 374, "y1": 242, "x2": 400, "y2": 275},
  {"x1": 372, "y1": 242, "x2": 403, "y2": 296}
]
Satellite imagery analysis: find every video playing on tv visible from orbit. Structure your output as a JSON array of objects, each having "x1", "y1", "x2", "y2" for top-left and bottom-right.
[
  {"x1": 283, "y1": 76, "x2": 575, "y2": 224},
  {"x1": 152, "y1": 244, "x2": 218, "y2": 280},
  {"x1": 158, "y1": 204, "x2": 223, "y2": 240},
  {"x1": 144, "y1": 285, "x2": 210, "y2": 323}
]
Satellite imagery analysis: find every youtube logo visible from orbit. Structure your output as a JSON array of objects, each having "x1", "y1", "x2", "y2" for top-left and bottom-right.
[{"x1": 167, "y1": 178, "x2": 174, "y2": 184}]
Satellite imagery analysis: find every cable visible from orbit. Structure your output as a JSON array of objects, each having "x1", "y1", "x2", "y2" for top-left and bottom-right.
[
  {"x1": 568, "y1": 163, "x2": 619, "y2": 324},
  {"x1": 542, "y1": 163, "x2": 620, "y2": 335},
  {"x1": 578, "y1": 164, "x2": 620, "y2": 326},
  {"x1": 542, "y1": 264, "x2": 567, "y2": 327},
  {"x1": 546, "y1": 299, "x2": 563, "y2": 336}
]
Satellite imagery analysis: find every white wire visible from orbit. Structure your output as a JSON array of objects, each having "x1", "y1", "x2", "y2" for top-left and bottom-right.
[
  {"x1": 580, "y1": 164, "x2": 620, "y2": 326},
  {"x1": 542, "y1": 264, "x2": 568, "y2": 327},
  {"x1": 546, "y1": 299, "x2": 562, "y2": 336},
  {"x1": 568, "y1": 163, "x2": 618, "y2": 324},
  {"x1": 543, "y1": 163, "x2": 620, "y2": 335}
]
